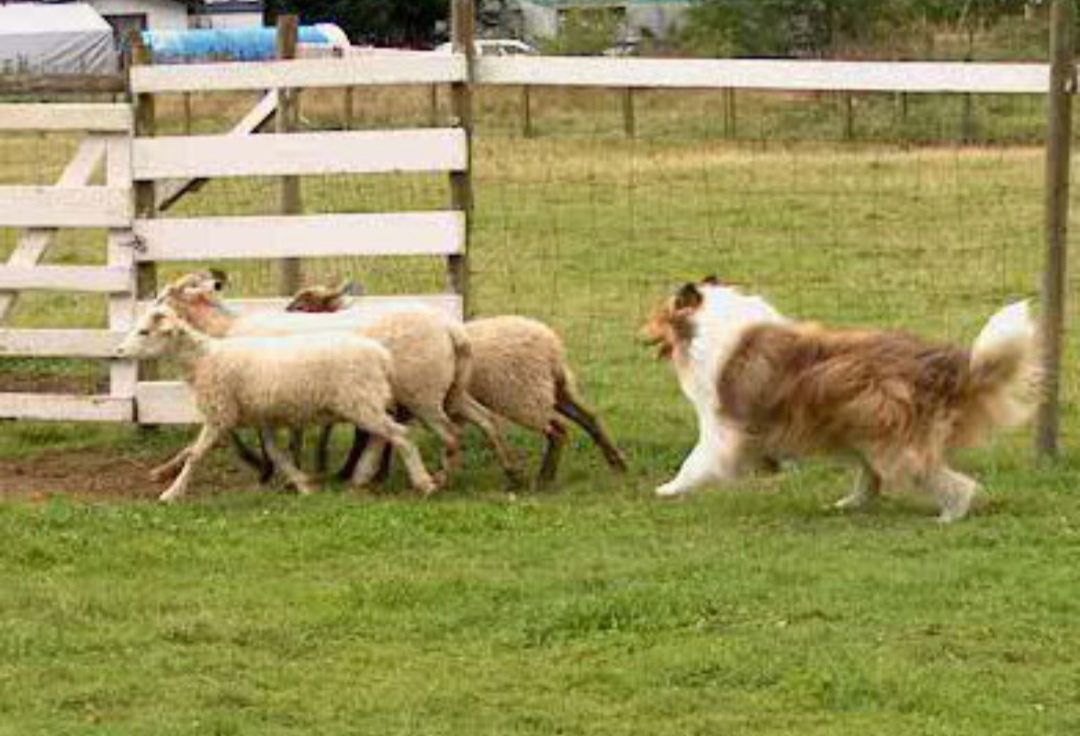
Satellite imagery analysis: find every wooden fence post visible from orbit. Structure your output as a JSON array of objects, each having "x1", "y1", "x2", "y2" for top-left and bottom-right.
[
  {"x1": 522, "y1": 85, "x2": 534, "y2": 138},
  {"x1": 129, "y1": 31, "x2": 158, "y2": 392},
  {"x1": 276, "y1": 15, "x2": 302, "y2": 297},
  {"x1": 622, "y1": 87, "x2": 636, "y2": 138},
  {"x1": 343, "y1": 86, "x2": 354, "y2": 129},
  {"x1": 1036, "y1": 0, "x2": 1075, "y2": 456},
  {"x1": 722, "y1": 87, "x2": 736, "y2": 138},
  {"x1": 841, "y1": 92, "x2": 854, "y2": 141},
  {"x1": 449, "y1": 0, "x2": 475, "y2": 316},
  {"x1": 181, "y1": 91, "x2": 193, "y2": 135}
]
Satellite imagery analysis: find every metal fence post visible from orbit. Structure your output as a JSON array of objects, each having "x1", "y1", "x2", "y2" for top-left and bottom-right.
[
  {"x1": 1036, "y1": 0, "x2": 1075, "y2": 456},
  {"x1": 449, "y1": 0, "x2": 475, "y2": 317}
]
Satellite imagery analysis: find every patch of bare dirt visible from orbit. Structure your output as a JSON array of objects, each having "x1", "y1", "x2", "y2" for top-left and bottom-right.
[{"x1": 0, "y1": 447, "x2": 256, "y2": 501}]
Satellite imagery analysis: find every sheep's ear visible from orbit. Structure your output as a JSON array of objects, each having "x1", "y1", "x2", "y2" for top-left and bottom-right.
[
  {"x1": 674, "y1": 282, "x2": 703, "y2": 310},
  {"x1": 209, "y1": 269, "x2": 229, "y2": 290},
  {"x1": 155, "y1": 284, "x2": 177, "y2": 303},
  {"x1": 701, "y1": 274, "x2": 720, "y2": 286},
  {"x1": 340, "y1": 280, "x2": 363, "y2": 297}
]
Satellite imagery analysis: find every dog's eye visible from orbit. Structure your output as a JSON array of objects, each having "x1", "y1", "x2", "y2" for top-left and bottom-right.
[{"x1": 137, "y1": 329, "x2": 149, "y2": 336}]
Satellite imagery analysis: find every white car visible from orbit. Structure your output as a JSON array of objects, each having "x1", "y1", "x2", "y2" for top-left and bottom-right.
[{"x1": 435, "y1": 39, "x2": 538, "y2": 56}]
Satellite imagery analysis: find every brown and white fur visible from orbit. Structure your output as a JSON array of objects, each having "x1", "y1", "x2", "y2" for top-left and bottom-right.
[{"x1": 642, "y1": 277, "x2": 1040, "y2": 523}]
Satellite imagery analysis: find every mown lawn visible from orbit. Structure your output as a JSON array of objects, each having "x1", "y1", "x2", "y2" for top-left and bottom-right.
[{"x1": 2, "y1": 115, "x2": 1079, "y2": 733}]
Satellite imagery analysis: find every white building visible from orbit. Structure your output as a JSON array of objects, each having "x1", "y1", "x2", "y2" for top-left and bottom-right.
[
  {"x1": 84, "y1": 0, "x2": 264, "y2": 36},
  {"x1": 192, "y1": 0, "x2": 265, "y2": 29}
]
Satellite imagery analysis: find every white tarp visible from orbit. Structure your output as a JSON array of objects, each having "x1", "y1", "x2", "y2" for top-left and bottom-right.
[{"x1": 0, "y1": 2, "x2": 119, "y2": 75}]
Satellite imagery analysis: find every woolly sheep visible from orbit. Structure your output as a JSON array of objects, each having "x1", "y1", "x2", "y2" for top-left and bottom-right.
[
  {"x1": 288, "y1": 284, "x2": 629, "y2": 486},
  {"x1": 116, "y1": 303, "x2": 436, "y2": 502},
  {"x1": 158, "y1": 272, "x2": 522, "y2": 487}
]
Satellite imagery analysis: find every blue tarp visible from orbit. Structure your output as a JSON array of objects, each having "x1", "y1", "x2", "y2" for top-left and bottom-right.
[{"x1": 142, "y1": 26, "x2": 334, "y2": 62}]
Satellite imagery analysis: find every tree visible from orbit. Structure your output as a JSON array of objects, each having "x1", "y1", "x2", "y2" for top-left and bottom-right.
[
  {"x1": 680, "y1": 0, "x2": 1027, "y2": 58},
  {"x1": 268, "y1": 0, "x2": 450, "y2": 48}
]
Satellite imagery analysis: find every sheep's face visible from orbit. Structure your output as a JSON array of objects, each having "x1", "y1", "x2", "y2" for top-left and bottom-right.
[
  {"x1": 157, "y1": 270, "x2": 229, "y2": 329},
  {"x1": 285, "y1": 281, "x2": 360, "y2": 313},
  {"x1": 116, "y1": 305, "x2": 185, "y2": 359}
]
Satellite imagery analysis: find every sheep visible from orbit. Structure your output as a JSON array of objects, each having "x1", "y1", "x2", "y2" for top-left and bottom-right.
[
  {"x1": 157, "y1": 271, "x2": 522, "y2": 488},
  {"x1": 287, "y1": 283, "x2": 629, "y2": 487},
  {"x1": 115, "y1": 303, "x2": 436, "y2": 502}
]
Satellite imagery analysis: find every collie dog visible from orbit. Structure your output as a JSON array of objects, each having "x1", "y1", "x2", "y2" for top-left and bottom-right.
[{"x1": 642, "y1": 277, "x2": 1040, "y2": 522}]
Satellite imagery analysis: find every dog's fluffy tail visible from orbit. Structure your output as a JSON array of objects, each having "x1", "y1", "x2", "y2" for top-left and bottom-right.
[{"x1": 955, "y1": 301, "x2": 1041, "y2": 445}]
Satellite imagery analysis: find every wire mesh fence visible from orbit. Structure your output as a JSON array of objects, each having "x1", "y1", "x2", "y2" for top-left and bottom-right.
[{"x1": 0, "y1": 78, "x2": 1075, "y2": 464}]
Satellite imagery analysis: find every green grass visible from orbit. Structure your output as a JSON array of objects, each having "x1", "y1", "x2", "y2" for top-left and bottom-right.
[
  {"x1": 3, "y1": 97, "x2": 1080, "y2": 733},
  {"x1": 1, "y1": 452, "x2": 1080, "y2": 735}
]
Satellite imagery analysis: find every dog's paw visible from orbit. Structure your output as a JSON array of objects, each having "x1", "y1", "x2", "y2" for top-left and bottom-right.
[{"x1": 655, "y1": 482, "x2": 690, "y2": 499}]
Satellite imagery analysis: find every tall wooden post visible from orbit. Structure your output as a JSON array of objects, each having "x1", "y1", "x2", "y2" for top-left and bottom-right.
[
  {"x1": 622, "y1": 87, "x2": 636, "y2": 138},
  {"x1": 276, "y1": 15, "x2": 302, "y2": 296},
  {"x1": 449, "y1": 0, "x2": 475, "y2": 316},
  {"x1": 130, "y1": 31, "x2": 158, "y2": 390},
  {"x1": 841, "y1": 92, "x2": 854, "y2": 141},
  {"x1": 722, "y1": 87, "x2": 736, "y2": 138},
  {"x1": 1037, "y1": 0, "x2": 1075, "y2": 456},
  {"x1": 522, "y1": 85, "x2": 534, "y2": 138}
]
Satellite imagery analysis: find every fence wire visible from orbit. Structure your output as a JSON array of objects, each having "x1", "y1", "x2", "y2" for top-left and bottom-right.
[{"x1": 0, "y1": 82, "x2": 1075, "y2": 459}]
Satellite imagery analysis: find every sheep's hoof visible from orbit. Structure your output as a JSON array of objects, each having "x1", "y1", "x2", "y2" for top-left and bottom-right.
[
  {"x1": 415, "y1": 478, "x2": 438, "y2": 496},
  {"x1": 503, "y1": 468, "x2": 528, "y2": 491},
  {"x1": 158, "y1": 489, "x2": 181, "y2": 504},
  {"x1": 296, "y1": 481, "x2": 317, "y2": 496}
]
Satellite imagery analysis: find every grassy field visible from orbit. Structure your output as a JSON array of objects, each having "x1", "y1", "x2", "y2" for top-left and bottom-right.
[{"x1": 2, "y1": 96, "x2": 1080, "y2": 734}]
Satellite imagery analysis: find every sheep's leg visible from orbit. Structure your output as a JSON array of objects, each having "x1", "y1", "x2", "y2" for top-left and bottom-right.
[
  {"x1": 453, "y1": 395, "x2": 525, "y2": 488},
  {"x1": 262, "y1": 427, "x2": 317, "y2": 495},
  {"x1": 315, "y1": 425, "x2": 334, "y2": 476},
  {"x1": 411, "y1": 406, "x2": 462, "y2": 487},
  {"x1": 381, "y1": 422, "x2": 437, "y2": 496},
  {"x1": 159, "y1": 424, "x2": 222, "y2": 503},
  {"x1": 555, "y1": 392, "x2": 628, "y2": 473},
  {"x1": 288, "y1": 428, "x2": 304, "y2": 467},
  {"x1": 352, "y1": 436, "x2": 389, "y2": 488},
  {"x1": 536, "y1": 418, "x2": 569, "y2": 489},
  {"x1": 337, "y1": 427, "x2": 371, "y2": 482},
  {"x1": 149, "y1": 446, "x2": 191, "y2": 483},
  {"x1": 339, "y1": 407, "x2": 408, "y2": 482},
  {"x1": 228, "y1": 429, "x2": 273, "y2": 483}
]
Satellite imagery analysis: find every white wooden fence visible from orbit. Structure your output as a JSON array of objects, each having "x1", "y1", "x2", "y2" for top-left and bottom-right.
[{"x1": 0, "y1": 54, "x2": 1054, "y2": 425}]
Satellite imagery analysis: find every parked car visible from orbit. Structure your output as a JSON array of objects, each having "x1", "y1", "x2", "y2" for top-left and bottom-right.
[{"x1": 435, "y1": 39, "x2": 538, "y2": 56}]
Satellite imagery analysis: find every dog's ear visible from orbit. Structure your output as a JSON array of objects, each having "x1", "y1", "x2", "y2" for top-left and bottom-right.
[
  {"x1": 674, "y1": 282, "x2": 703, "y2": 310},
  {"x1": 701, "y1": 274, "x2": 720, "y2": 286}
]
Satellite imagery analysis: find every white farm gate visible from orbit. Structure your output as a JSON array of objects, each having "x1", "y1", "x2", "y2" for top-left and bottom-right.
[{"x1": 0, "y1": 51, "x2": 473, "y2": 424}]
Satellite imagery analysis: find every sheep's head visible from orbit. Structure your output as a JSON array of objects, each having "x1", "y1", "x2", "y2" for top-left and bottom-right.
[
  {"x1": 640, "y1": 276, "x2": 720, "y2": 360},
  {"x1": 156, "y1": 270, "x2": 232, "y2": 334},
  {"x1": 285, "y1": 280, "x2": 361, "y2": 313},
  {"x1": 116, "y1": 304, "x2": 189, "y2": 360}
]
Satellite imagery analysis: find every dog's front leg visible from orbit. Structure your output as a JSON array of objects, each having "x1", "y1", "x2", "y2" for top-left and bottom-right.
[{"x1": 656, "y1": 434, "x2": 740, "y2": 498}]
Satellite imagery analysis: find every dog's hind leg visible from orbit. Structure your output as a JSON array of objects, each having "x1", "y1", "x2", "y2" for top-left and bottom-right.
[
  {"x1": 834, "y1": 461, "x2": 882, "y2": 511},
  {"x1": 922, "y1": 466, "x2": 979, "y2": 524}
]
